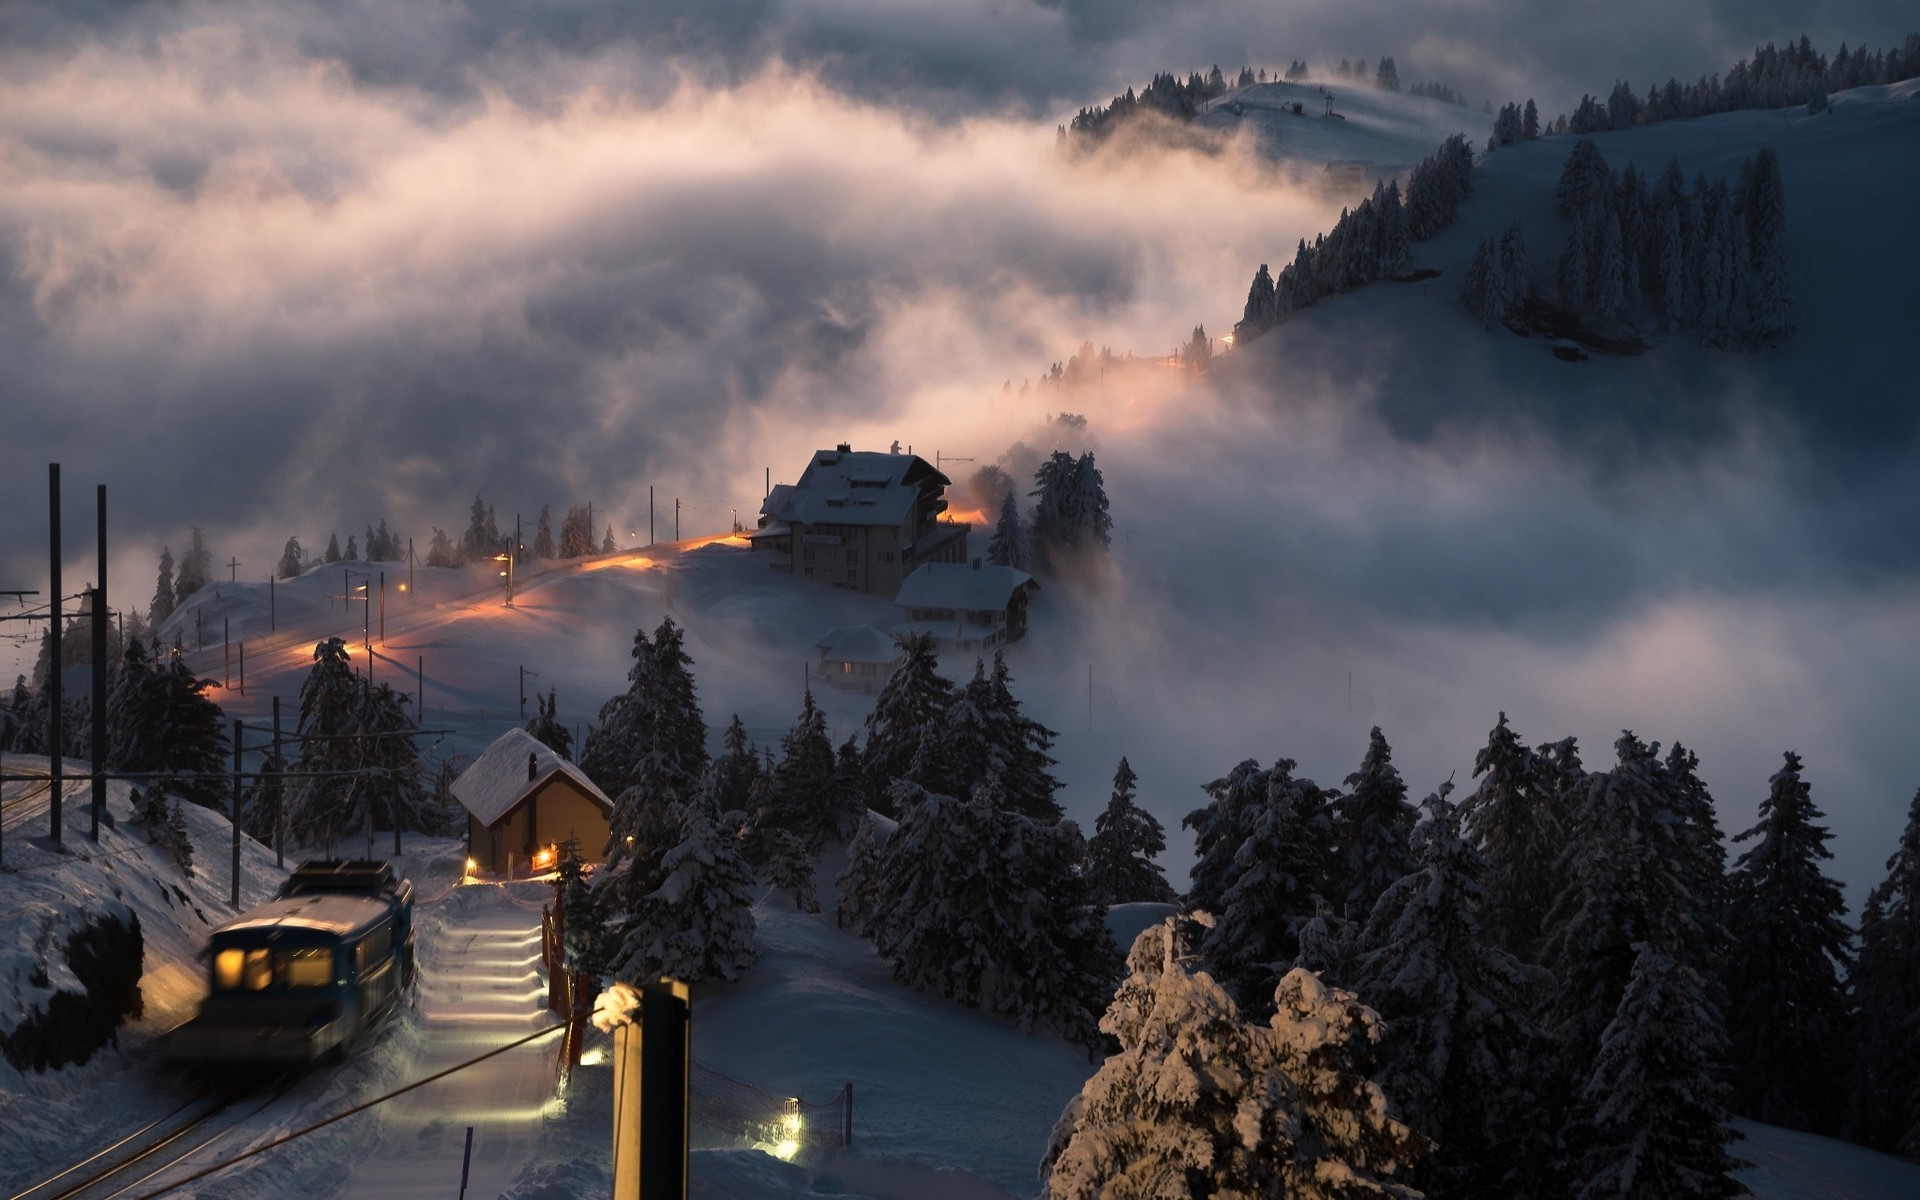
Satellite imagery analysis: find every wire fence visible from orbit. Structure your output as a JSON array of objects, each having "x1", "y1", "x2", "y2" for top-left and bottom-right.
[{"x1": 688, "y1": 1058, "x2": 852, "y2": 1153}]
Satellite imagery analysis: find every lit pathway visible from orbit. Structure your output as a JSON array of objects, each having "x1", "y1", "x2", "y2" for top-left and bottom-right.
[{"x1": 336, "y1": 881, "x2": 561, "y2": 1200}]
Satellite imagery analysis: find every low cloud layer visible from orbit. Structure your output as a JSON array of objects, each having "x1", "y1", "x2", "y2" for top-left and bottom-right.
[{"x1": 4, "y1": 1, "x2": 1917, "y2": 896}]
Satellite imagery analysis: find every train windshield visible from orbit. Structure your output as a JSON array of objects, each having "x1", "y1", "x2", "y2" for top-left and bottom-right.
[{"x1": 213, "y1": 946, "x2": 335, "y2": 990}]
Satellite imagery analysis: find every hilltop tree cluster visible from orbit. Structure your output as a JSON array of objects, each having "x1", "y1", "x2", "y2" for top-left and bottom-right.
[
  {"x1": 1555, "y1": 35, "x2": 1920, "y2": 133},
  {"x1": 1550, "y1": 141, "x2": 1792, "y2": 343},
  {"x1": 1064, "y1": 67, "x2": 1229, "y2": 143},
  {"x1": 1235, "y1": 135, "x2": 1472, "y2": 343}
]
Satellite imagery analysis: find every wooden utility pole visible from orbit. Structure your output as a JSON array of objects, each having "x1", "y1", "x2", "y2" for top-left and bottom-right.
[
  {"x1": 48, "y1": 463, "x2": 61, "y2": 843},
  {"x1": 90, "y1": 484, "x2": 107, "y2": 839},
  {"x1": 611, "y1": 980, "x2": 691, "y2": 1200}
]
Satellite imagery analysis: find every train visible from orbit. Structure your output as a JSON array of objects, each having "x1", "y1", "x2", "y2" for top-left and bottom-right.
[{"x1": 163, "y1": 860, "x2": 415, "y2": 1068}]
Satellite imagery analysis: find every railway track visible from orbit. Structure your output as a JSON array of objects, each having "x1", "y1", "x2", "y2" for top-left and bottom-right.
[{"x1": 6, "y1": 1075, "x2": 301, "y2": 1200}]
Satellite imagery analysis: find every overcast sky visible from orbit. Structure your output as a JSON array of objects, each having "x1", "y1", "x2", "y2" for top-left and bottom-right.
[{"x1": 3, "y1": 0, "x2": 1916, "y2": 892}]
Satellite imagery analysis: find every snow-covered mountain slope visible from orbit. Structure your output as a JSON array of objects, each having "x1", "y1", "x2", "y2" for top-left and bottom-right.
[
  {"x1": 1221, "y1": 80, "x2": 1920, "y2": 453},
  {"x1": 1196, "y1": 78, "x2": 1496, "y2": 184}
]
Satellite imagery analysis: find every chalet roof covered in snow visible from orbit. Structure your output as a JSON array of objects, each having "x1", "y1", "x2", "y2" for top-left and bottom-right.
[
  {"x1": 760, "y1": 446, "x2": 949, "y2": 528},
  {"x1": 816, "y1": 624, "x2": 901, "y2": 663},
  {"x1": 451, "y1": 727, "x2": 613, "y2": 827},
  {"x1": 895, "y1": 561, "x2": 1035, "y2": 611}
]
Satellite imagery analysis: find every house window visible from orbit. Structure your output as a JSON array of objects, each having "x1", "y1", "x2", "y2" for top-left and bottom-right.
[
  {"x1": 877, "y1": 551, "x2": 894, "y2": 563},
  {"x1": 841, "y1": 662, "x2": 853, "y2": 674},
  {"x1": 847, "y1": 568, "x2": 857, "y2": 581},
  {"x1": 861, "y1": 663, "x2": 877, "y2": 676},
  {"x1": 803, "y1": 548, "x2": 816, "y2": 563},
  {"x1": 803, "y1": 567, "x2": 813, "y2": 578},
  {"x1": 848, "y1": 550, "x2": 860, "y2": 564}
]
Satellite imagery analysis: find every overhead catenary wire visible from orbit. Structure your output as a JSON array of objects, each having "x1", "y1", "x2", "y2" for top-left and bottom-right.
[{"x1": 131, "y1": 1022, "x2": 567, "y2": 1200}]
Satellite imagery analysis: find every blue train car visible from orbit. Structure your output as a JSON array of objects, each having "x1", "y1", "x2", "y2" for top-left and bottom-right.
[{"x1": 164, "y1": 861, "x2": 415, "y2": 1067}]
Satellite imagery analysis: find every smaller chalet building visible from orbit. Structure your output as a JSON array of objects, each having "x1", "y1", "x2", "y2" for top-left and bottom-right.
[
  {"x1": 815, "y1": 625, "x2": 904, "y2": 694},
  {"x1": 893, "y1": 560, "x2": 1037, "y2": 656},
  {"x1": 452, "y1": 728, "x2": 614, "y2": 876},
  {"x1": 749, "y1": 444, "x2": 970, "y2": 596}
]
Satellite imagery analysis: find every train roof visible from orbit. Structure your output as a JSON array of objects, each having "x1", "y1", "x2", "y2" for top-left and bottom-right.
[{"x1": 213, "y1": 891, "x2": 398, "y2": 939}]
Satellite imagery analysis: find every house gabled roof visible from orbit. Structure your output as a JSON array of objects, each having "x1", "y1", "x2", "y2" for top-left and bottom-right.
[
  {"x1": 895, "y1": 561, "x2": 1036, "y2": 611},
  {"x1": 759, "y1": 447, "x2": 948, "y2": 529},
  {"x1": 816, "y1": 624, "x2": 902, "y2": 664},
  {"x1": 451, "y1": 727, "x2": 614, "y2": 827}
]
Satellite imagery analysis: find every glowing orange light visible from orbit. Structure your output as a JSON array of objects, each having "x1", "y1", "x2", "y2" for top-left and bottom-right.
[{"x1": 943, "y1": 508, "x2": 988, "y2": 525}]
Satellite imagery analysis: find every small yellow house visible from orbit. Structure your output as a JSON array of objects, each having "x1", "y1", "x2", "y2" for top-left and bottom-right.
[{"x1": 452, "y1": 728, "x2": 614, "y2": 876}]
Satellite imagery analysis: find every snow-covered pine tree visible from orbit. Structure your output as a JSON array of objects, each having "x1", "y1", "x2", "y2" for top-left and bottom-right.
[
  {"x1": 1558, "y1": 198, "x2": 1596, "y2": 307},
  {"x1": 753, "y1": 686, "x2": 839, "y2": 850},
  {"x1": 1695, "y1": 178, "x2": 1741, "y2": 342},
  {"x1": 1657, "y1": 194, "x2": 1692, "y2": 329},
  {"x1": 859, "y1": 631, "x2": 952, "y2": 817},
  {"x1": 933, "y1": 659, "x2": 1009, "y2": 802},
  {"x1": 1184, "y1": 757, "x2": 1268, "y2": 915},
  {"x1": 987, "y1": 651, "x2": 1063, "y2": 820},
  {"x1": 130, "y1": 785, "x2": 194, "y2": 875},
  {"x1": 1069, "y1": 451, "x2": 1113, "y2": 553},
  {"x1": 1541, "y1": 732, "x2": 1711, "y2": 1089},
  {"x1": 276, "y1": 537, "x2": 306, "y2": 580},
  {"x1": 580, "y1": 617, "x2": 708, "y2": 804},
  {"x1": 604, "y1": 790, "x2": 758, "y2": 985},
  {"x1": 867, "y1": 781, "x2": 1118, "y2": 1044},
  {"x1": 533, "y1": 504, "x2": 556, "y2": 559},
  {"x1": 323, "y1": 532, "x2": 342, "y2": 564},
  {"x1": 1332, "y1": 726, "x2": 1418, "y2": 922},
  {"x1": 834, "y1": 811, "x2": 889, "y2": 935},
  {"x1": 1740, "y1": 146, "x2": 1792, "y2": 340},
  {"x1": 1043, "y1": 921, "x2": 1425, "y2": 1200},
  {"x1": 1202, "y1": 758, "x2": 1339, "y2": 1012},
  {"x1": 711, "y1": 713, "x2": 759, "y2": 818},
  {"x1": 1497, "y1": 217, "x2": 1530, "y2": 315},
  {"x1": 1523, "y1": 98, "x2": 1541, "y2": 139},
  {"x1": 1591, "y1": 203, "x2": 1628, "y2": 321},
  {"x1": 1237, "y1": 262, "x2": 1278, "y2": 342},
  {"x1": 176, "y1": 526, "x2": 212, "y2": 597},
  {"x1": 1571, "y1": 945, "x2": 1742, "y2": 1200},
  {"x1": 987, "y1": 490, "x2": 1031, "y2": 571},
  {"x1": 355, "y1": 681, "x2": 435, "y2": 835},
  {"x1": 344, "y1": 534, "x2": 358, "y2": 560},
  {"x1": 1378, "y1": 181, "x2": 1413, "y2": 279},
  {"x1": 765, "y1": 829, "x2": 820, "y2": 912},
  {"x1": 558, "y1": 504, "x2": 593, "y2": 558},
  {"x1": 1845, "y1": 784, "x2": 1920, "y2": 1153},
  {"x1": 1353, "y1": 784, "x2": 1554, "y2": 1197},
  {"x1": 1722, "y1": 751, "x2": 1852, "y2": 1133},
  {"x1": 1663, "y1": 742, "x2": 1731, "y2": 978},
  {"x1": 525, "y1": 688, "x2": 573, "y2": 760},
  {"x1": 1458, "y1": 713, "x2": 1563, "y2": 962},
  {"x1": 149, "y1": 547, "x2": 176, "y2": 627},
  {"x1": 425, "y1": 527, "x2": 455, "y2": 567},
  {"x1": 1084, "y1": 757, "x2": 1175, "y2": 906},
  {"x1": 285, "y1": 637, "x2": 366, "y2": 849},
  {"x1": 600, "y1": 527, "x2": 616, "y2": 555},
  {"x1": 460, "y1": 494, "x2": 494, "y2": 562},
  {"x1": 1555, "y1": 138, "x2": 1606, "y2": 217},
  {"x1": 1461, "y1": 234, "x2": 1504, "y2": 330}
]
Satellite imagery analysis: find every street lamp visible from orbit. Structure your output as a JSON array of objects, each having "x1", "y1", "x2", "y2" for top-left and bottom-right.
[
  {"x1": 342, "y1": 568, "x2": 371, "y2": 650},
  {"x1": 493, "y1": 540, "x2": 515, "y2": 606}
]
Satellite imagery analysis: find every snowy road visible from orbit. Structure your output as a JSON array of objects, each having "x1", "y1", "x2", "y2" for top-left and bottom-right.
[{"x1": 334, "y1": 881, "x2": 561, "y2": 1200}]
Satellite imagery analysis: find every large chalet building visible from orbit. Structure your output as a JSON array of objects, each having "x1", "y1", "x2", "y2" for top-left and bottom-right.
[{"x1": 748, "y1": 444, "x2": 970, "y2": 595}]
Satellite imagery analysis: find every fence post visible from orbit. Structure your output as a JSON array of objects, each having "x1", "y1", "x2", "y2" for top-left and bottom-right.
[{"x1": 843, "y1": 1083, "x2": 853, "y2": 1146}]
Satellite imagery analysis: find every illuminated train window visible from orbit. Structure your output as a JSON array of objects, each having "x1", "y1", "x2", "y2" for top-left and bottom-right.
[
  {"x1": 279, "y1": 948, "x2": 334, "y2": 988},
  {"x1": 213, "y1": 947, "x2": 332, "y2": 989}
]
